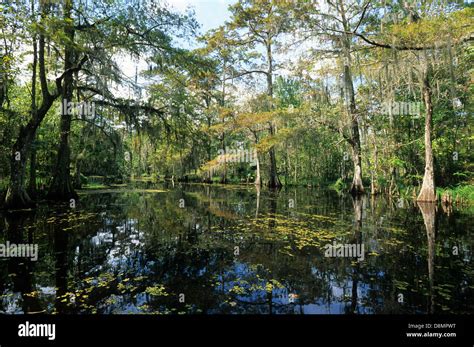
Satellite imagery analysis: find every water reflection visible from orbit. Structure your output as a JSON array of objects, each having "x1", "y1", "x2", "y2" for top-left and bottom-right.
[
  {"x1": 3, "y1": 211, "x2": 42, "y2": 313},
  {"x1": 418, "y1": 202, "x2": 436, "y2": 314},
  {"x1": 350, "y1": 195, "x2": 363, "y2": 314},
  {"x1": 0, "y1": 184, "x2": 472, "y2": 314}
]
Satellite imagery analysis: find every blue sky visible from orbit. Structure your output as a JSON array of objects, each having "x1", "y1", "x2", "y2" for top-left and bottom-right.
[
  {"x1": 167, "y1": 0, "x2": 236, "y2": 33},
  {"x1": 119, "y1": 0, "x2": 237, "y2": 94}
]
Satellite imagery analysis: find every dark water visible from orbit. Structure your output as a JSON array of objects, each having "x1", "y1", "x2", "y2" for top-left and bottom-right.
[{"x1": 0, "y1": 183, "x2": 473, "y2": 314}]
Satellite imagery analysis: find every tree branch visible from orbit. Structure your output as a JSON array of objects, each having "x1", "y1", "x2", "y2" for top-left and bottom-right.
[{"x1": 55, "y1": 54, "x2": 89, "y2": 96}]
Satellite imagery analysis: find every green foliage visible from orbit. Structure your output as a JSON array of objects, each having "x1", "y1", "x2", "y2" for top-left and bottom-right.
[
  {"x1": 437, "y1": 185, "x2": 474, "y2": 205},
  {"x1": 331, "y1": 178, "x2": 346, "y2": 193},
  {"x1": 0, "y1": 0, "x2": 472, "y2": 204}
]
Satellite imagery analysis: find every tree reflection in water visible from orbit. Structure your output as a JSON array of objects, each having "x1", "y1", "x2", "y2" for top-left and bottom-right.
[{"x1": 0, "y1": 184, "x2": 472, "y2": 314}]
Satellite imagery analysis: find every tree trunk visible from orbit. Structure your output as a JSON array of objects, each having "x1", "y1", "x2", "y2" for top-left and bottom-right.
[
  {"x1": 350, "y1": 141, "x2": 364, "y2": 195},
  {"x1": 5, "y1": 104, "x2": 51, "y2": 209},
  {"x1": 5, "y1": 114, "x2": 54, "y2": 210},
  {"x1": 338, "y1": 0, "x2": 364, "y2": 195},
  {"x1": 254, "y1": 149, "x2": 261, "y2": 186},
  {"x1": 28, "y1": 25, "x2": 38, "y2": 199},
  {"x1": 417, "y1": 67, "x2": 436, "y2": 202},
  {"x1": 267, "y1": 125, "x2": 281, "y2": 188},
  {"x1": 4, "y1": 2, "x2": 83, "y2": 209},
  {"x1": 28, "y1": 145, "x2": 37, "y2": 198},
  {"x1": 48, "y1": 0, "x2": 78, "y2": 201},
  {"x1": 74, "y1": 155, "x2": 83, "y2": 189},
  {"x1": 255, "y1": 183, "x2": 260, "y2": 218},
  {"x1": 370, "y1": 140, "x2": 378, "y2": 195},
  {"x1": 345, "y1": 61, "x2": 364, "y2": 195},
  {"x1": 5, "y1": 142, "x2": 35, "y2": 209},
  {"x1": 219, "y1": 59, "x2": 227, "y2": 184},
  {"x1": 220, "y1": 135, "x2": 227, "y2": 184},
  {"x1": 73, "y1": 124, "x2": 86, "y2": 189},
  {"x1": 265, "y1": 38, "x2": 281, "y2": 188},
  {"x1": 206, "y1": 115, "x2": 212, "y2": 183},
  {"x1": 4, "y1": 34, "x2": 56, "y2": 209}
]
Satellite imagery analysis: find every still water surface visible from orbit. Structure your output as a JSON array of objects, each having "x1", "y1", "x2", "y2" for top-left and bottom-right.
[{"x1": 0, "y1": 183, "x2": 472, "y2": 314}]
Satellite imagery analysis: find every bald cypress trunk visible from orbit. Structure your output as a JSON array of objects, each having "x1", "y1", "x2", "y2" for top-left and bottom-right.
[
  {"x1": 28, "y1": 24, "x2": 38, "y2": 199},
  {"x1": 417, "y1": 67, "x2": 436, "y2": 202},
  {"x1": 254, "y1": 150, "x2": 261, "y2": 186},
  {"x1": 336, "y1": 0, "x2": 364, "y2": 195},
  {"x1": 343, "y1": 39, "x2": 364, "y2": 195},
  {"x1": 267, "y1": 125, "x2": 281, "y2": 188},
  {"x1": 48, "y1": 0, "x2": 78, "y2": 200},
  {"x1": 266, "y1": 38, "x2": 281, "y2": 188},
  {"x1": 4, "y1": 28, "x2": 55, "y2": 209}
]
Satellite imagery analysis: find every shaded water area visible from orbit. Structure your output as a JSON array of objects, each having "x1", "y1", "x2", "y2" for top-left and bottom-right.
[{"x1": 0, "y1": 183, "x2": 473, "y2": 314}]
